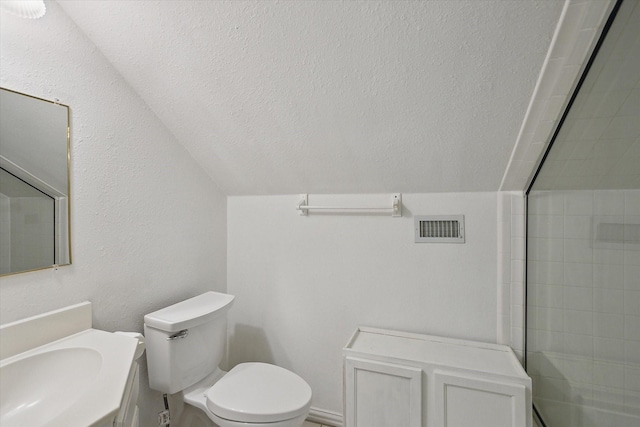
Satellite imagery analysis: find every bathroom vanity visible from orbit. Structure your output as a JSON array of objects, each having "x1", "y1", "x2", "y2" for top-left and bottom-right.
[
  {"x1": 0, "y1": 302, "x2": 144, "y2": 427},
  {"x1": 343, "y1": 327, "x2": 531, "y2": 427}
]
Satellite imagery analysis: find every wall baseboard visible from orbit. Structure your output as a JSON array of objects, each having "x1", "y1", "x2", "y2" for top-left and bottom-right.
[{"x1": 307, "y1": 407, "x2": 343, "y2": 426}]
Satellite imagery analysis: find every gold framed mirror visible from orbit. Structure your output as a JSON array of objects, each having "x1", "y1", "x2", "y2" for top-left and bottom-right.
[{"x1": 0, "y1": 87, "x2": 71, "y2": 275}]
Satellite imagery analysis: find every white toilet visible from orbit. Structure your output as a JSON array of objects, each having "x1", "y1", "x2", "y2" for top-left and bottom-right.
[{"x1": 144, "y1": 291, "x2": 312, "y2": 427}]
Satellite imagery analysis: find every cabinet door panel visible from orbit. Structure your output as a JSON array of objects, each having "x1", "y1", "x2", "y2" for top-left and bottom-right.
[
  {"x1": 434, "y1": 370, "x2": 527, "y2": 427},
  {"x1": 345, "y1": 357, "x2": 422, "y2": 427}
]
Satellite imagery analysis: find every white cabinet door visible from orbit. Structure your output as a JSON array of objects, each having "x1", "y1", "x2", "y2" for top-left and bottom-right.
[
  {"x1": 345, "y1": 357, "x2": 422, "y2": 427},
  {"x1": 433, "y1": 370, "x2": 527, "y2": 427}
]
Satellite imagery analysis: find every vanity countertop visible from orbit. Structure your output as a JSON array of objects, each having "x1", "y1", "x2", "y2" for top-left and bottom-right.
[
  {"x1": 0, "y1": 328, "x2": 138, "y2": 427},
  {"x1": 344, "y1": 326, "x2": 528, "y2": 379},
  {"x1": 0, "y1": 302, "x2": 139, "y2": 427}
]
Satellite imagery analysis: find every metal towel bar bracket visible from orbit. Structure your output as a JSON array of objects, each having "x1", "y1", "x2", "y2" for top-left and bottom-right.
[{"x1": 297, "y1": 194, "x2": 402, "y2": 217}]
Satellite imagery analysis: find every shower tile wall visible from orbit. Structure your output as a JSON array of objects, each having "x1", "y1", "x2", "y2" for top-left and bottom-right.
[{"x1": 527, "y1": 189, "x2": 640, "y2": 420}]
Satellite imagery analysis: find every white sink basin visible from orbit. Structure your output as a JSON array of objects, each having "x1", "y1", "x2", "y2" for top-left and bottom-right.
[
  {"x1": 0, "y1": 329, "x2": 137, "y2": 427},
  {"x1": 1, "y1": 347, "x2": 102, "y2": 425}
]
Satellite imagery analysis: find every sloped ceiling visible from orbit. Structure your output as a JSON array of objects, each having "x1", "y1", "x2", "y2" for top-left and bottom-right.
[{"x1": 58, "y1": 0, "x2": 564, "y2": 195}]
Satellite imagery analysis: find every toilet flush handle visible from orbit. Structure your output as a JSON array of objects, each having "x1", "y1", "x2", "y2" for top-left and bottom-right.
[{"x1": 167, "y1": 329, "x2": 189, "y2": 340}]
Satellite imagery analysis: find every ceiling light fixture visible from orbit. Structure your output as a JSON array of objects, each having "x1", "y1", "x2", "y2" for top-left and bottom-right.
[{"x1": 0, "y1": 0, "x2": 46, "y2": 19}]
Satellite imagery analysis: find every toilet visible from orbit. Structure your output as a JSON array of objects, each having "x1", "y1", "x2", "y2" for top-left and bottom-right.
[{"x1": 144, "y1": 292, "x2": 312, "y2": 427}]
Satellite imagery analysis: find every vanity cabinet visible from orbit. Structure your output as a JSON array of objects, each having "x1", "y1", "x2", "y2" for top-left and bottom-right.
[
  {"x1": 343, "y1": 327, "x2": 531, "y2": 427},
  {"x1": 114, "y1": 361, "x2": 141, "y2": 427},
  {"x1": 95, "y1": 361, "x2": 140, "y2": 427},
  {"x1": 94, "y1": 349, "x2": 142, "y2": 427}
]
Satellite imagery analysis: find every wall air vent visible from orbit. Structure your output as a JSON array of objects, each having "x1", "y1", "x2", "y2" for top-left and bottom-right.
[{"x1": 414, "y1": 215, "x2": 465, "y2": 243}]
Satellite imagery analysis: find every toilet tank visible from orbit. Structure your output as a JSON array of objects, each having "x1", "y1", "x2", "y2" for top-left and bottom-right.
[{"x1": 144, "y1": 292, "x2": 235, "y2": 394}]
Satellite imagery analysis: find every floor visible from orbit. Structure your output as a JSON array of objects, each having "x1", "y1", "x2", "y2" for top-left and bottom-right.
[
  {"x1": 303, "y1": 417, "x2": 542, "y2": 427},
  {"x1": 305, "y1": 416, "x2": 542, "y2": 426},
  {"x1": 303, "y1": 421, "x2": 331, "y2": 427}
]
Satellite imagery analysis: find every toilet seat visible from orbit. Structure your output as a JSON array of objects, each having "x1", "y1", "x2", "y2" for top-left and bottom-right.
[{"x1": 206, "y1": 362, "x2": 312, "y2": 423}]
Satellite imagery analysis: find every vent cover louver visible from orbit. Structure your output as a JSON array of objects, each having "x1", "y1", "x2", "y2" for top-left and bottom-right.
[{"x1": 414, "y1": 215, "x2": 465, "y2": 243}]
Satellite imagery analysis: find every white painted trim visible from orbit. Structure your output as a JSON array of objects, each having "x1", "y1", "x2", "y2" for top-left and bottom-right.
[
  {"x1": 307, "y1": 407, "x2": 343, "y2": 427},
  {"x1": 500, "y1": 0, "x2": 616, "y2": 192},
  {"x1": 496, "y1": 192, "x2": 526, "y2": 363}
]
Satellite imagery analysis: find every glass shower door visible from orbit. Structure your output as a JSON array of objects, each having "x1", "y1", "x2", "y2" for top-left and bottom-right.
[{"x1": 526, "y1": 1, "x2": 640, "y2": 426}]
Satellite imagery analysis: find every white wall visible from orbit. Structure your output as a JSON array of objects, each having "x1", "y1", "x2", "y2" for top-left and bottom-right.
[
  {"x1": 227, "y1": 192, "x2": 498, "y2": 415},
  {"x1": 0, "y1": 3, "x2": 227, "y2": 425}
]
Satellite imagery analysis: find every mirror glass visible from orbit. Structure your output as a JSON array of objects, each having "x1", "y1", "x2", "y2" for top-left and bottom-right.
[{"x1": 0, "y1": 88, "x2": 70, "y2": 275}]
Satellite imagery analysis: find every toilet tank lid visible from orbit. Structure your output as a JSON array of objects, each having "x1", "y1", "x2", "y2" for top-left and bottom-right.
[{"x1": 144, "y1": 292, "x2": 235, "y2": 333}]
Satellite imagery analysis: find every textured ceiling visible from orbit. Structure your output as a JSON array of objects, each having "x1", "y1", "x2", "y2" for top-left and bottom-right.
[{"x1": 58, "y1": 0, "x2": 564, "y2": 195}]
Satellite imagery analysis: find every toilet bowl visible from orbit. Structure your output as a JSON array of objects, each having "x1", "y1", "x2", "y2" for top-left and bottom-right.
[
  {"x1": 183, "y1": 364, "x2": 311, "y2": 427},
  {"x1": 144, "y1": 292, "x2": 312, "y2": 427}
]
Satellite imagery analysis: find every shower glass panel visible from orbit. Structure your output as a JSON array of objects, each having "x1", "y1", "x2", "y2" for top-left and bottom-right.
[{"x1": 526, "y1": 1, "x2": 639, "y2": 426}]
